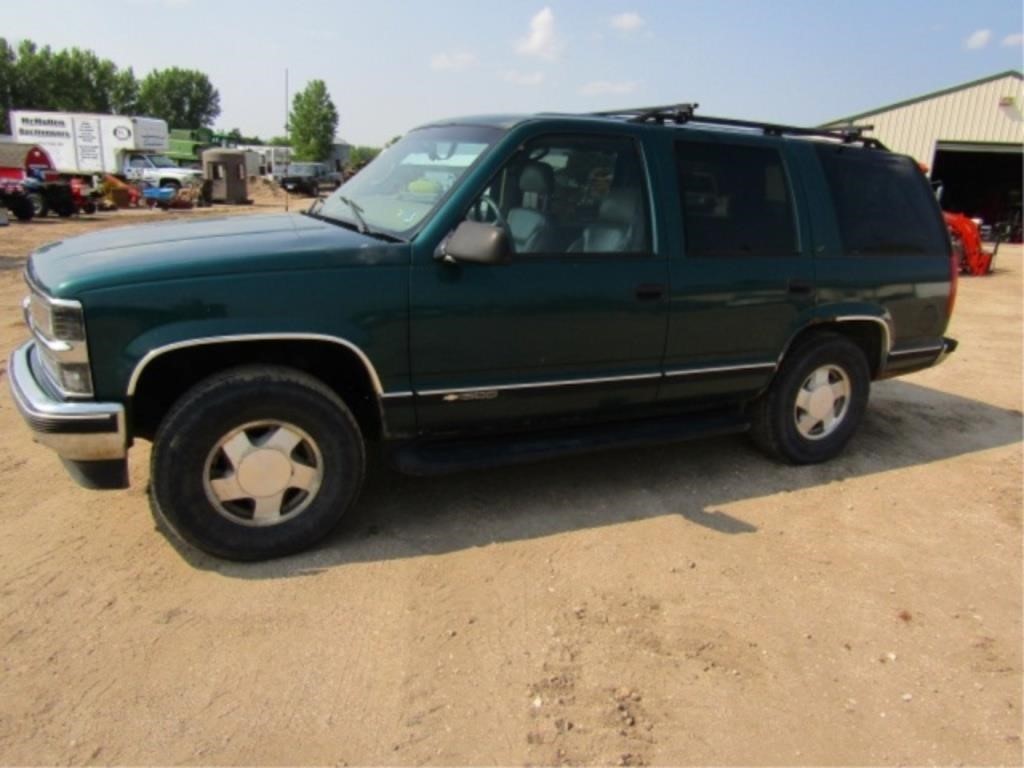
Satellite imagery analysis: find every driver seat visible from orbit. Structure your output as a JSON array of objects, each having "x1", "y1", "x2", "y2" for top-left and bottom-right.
[{"x1": 507, "y1": 162, "x2": 554, "y2": 253}]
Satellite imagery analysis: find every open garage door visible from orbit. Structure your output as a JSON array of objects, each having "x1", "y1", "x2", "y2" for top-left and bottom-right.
[{"x1": 931, "y1": 142, "x2": 1022, "y2": 241}]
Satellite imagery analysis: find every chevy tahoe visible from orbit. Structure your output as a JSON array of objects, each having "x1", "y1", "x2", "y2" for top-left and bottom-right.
[{"x1": 9, "y1": 105, "x2": 958, "y2": 560}]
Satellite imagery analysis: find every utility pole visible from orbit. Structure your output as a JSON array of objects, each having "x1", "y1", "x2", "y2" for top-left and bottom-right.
[{"x1": 284, "y1": 68, "x2": 289, "y2": 212}]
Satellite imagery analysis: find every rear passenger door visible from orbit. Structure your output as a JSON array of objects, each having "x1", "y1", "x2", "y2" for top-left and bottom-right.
[{"x1": 660, "y1": 135, "x2": 815, "y2": 405}]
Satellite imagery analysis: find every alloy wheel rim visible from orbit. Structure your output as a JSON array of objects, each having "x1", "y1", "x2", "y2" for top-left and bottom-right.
[
  {"x1": 793, "y1": 364, "x2": 851, "y2": 441},
  {"x1": 202, "y1": 420, "x2": 323, "y2": 527}
]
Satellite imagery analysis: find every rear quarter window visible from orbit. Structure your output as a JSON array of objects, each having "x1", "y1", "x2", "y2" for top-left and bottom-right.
[{"x1": 815, "y1": 145, "x2": 949, "y2": 256}]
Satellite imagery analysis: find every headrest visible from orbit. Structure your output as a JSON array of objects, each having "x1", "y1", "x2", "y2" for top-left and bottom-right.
[
  {"x1": 599, "y1": 188, "x2": 641, "y2": 225},
  {"x1": 518, "y1": 162, "x2": 554, "y2": 194}
]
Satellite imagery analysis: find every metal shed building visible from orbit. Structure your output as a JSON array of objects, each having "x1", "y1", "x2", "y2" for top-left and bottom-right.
[{"x1": 823, "y1": 70, "x2": 1023, "y2": 232}]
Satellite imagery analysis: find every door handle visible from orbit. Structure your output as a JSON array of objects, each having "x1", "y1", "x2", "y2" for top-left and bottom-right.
[
  {"x1": 787, "y1": 279, "x2": 813, "y2": 295},
  {"x1": 635, "y1": 283, "x2": 666, "y2": 301}
]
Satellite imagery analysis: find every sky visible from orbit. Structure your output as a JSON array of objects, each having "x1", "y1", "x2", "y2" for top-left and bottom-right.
[{"x1": 3, "y1": 0, "x2": 1022, "y2": 146}]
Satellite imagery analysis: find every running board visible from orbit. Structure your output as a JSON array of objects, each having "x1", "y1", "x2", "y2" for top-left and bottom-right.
[{"x1": 388, "y1": 410, "x2": 751, "y2": 476}]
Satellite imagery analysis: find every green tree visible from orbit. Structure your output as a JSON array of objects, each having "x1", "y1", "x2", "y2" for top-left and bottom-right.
[
  {"x1": 110, "y1": 67, "x2": 139, "y2": 114},
  {"x1": 267, "y1": 135, "x2": 291, "y2": 147},
  {"x1": 348, "y1": 145, "x2": 381, "y2": 167},
  {"x1": 224, "y1": 127, "x2": 263, "y2": 145},
  {"x1": 0, "y1": 38, "x2": 15, "y2": 133},
  {"x1": 288, "y1": 80, "x2": 338, "y2": 161},
  {"x1": 0, "y1": 37, "x2": 140, "y2": 131},
  {"x1": 137, "y1": 67, "x2": 221, "y2": 128}
]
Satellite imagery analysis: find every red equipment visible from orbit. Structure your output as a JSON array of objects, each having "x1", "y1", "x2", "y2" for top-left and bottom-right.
[{"x1": 943, "y1": 211, "x2": 997, "y2": 276}]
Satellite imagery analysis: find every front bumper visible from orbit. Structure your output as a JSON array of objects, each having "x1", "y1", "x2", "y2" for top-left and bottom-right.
[{"x1": 7, "y1": 341, "x2": 126, "y2": 461}]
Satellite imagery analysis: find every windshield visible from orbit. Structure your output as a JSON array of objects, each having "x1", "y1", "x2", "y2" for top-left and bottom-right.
[
  {"x1": 287, "y1": 163, "x2": 320, "y2": 176},
  {"x1": 148, "y1": 155, "x2": 178, "y2": 168},
  {"x1": 317, "y1": 125, "x2": 503, "y2": 238}
]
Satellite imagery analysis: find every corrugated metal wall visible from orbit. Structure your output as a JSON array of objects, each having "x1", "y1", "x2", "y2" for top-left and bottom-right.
[{"x1": 827, "y1": 73, "x2": 1024, "y2": 167}]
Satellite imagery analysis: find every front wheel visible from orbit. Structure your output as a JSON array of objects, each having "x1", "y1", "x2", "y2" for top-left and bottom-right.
[
  {"x1": 150, "y1": 366, "x2": 366, "y2": 560},
  {"x1": 750, "y1": 333, "x2": 870, "y2": 464}
]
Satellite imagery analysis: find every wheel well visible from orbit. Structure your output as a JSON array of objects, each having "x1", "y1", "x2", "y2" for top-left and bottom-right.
[
  {"x1": 784, "y1": 321, "x2": 885, "y2": 378},
  {"x1": 130, "y1": 340, "x2": 383, "y2": 442}
]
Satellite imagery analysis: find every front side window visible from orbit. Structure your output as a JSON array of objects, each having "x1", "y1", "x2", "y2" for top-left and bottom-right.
[
  {"x1": 466, "y1": 134, "x2": 651, "y2": 255},
  {"x1": 675, "y1": 140, "x2": 798, "y2": 257},
  {"x1": 317, "y1": 125, "x2": 503, "y2": 238}
]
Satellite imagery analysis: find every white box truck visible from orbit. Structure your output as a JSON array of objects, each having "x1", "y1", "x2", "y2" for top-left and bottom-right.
[{"x1": 10, "y1": 110, "x2": 202, "y2": 189}]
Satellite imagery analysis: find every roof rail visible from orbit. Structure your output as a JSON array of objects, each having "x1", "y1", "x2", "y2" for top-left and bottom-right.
[{"x1": 590, "y1": 103, "x2": 887, "y2": 148}]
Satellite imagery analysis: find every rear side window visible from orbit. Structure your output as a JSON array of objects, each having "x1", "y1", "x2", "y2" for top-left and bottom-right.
[
  {"x1": 675, "y1": 141, "x2": 798, "y2": 257},
  {"x1": 815, "y1": 146, "x2": 949, "y2": 256}
]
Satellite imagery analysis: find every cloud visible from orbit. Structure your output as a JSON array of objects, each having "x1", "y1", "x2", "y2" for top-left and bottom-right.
[
  {"x1": 964, "y1": 29, "x2": 992, "y2": 49},
  {"x1": 503, "y1": 70, "x2": 546, "y2": 86},
  {"x1": 610, "y1": 12, "x2": 645, "y2": 31},
  {"x1": 430, "y1": 52, "x2": 478, "y2": 72},
  {"x1": 579, "y1": 80, "x2": 639, "y2": 96},
  {"x1": 516, "y1": 7, "x2": 563, "y2": 60},
  {"x1": 1002, "y1": 33, "x2": 1024, "y2": 47}
]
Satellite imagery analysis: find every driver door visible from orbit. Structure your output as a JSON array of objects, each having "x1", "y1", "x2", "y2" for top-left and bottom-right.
[{"x1": 409, "y1": 132, "x2": 669, "y2": 433}]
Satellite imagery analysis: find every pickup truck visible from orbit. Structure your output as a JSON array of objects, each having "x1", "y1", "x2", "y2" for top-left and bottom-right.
[{"x1": 9, "y1": 105, "x2": 957, "y2": 560}]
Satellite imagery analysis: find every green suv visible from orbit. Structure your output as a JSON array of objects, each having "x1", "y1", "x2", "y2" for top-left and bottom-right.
[{"x1": 9, "y1": 105, "x2": 958, "y2": 560}]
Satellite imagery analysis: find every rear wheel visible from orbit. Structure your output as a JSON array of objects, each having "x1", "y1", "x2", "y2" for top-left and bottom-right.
[
  {"x1": 27, "y1": 192, "x2": 48, "y2": 218},
  {"x1": 160, "y1": 179, "x2": 181, "y2": 191},
  {"x1": 150, "y1": 366, "x2": 366, "y2": 560},
  {"x1": 750, "y1": 333, "x2": 870, "y2": 464}
]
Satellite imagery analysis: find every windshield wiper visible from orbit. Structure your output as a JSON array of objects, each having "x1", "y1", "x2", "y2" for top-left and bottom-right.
[
  {"x1": 303, "y1": 195, "x2": 406, "y2": 242},
  {"x1": 336, "y1": 195, "x2": 369, "y2": 234}
]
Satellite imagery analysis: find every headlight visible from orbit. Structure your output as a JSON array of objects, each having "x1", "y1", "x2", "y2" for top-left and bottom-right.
[{"x1": 23, "y1": 278, "x2": 93, "y2": 398}]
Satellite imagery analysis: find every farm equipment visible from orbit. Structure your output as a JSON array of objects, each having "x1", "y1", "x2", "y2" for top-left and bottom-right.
[
  {"x1": 0, "y1": 180, "x2": 35, "y2": 221},
  {"x1": 944, "y1": 211, "x2": 999, "y2": 276},
  {"x1": 22, "y1": 177, "x2": 76, "y2": 218},
  {"x1": 142, "y1": 177, "x2": 211, "y2": 210}
]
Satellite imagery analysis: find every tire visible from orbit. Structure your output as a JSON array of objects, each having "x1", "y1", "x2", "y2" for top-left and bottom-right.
[
  {"x1": 150, "y1": 365, "x2": 366, "y2": 560},
  {"x1": 160, "y1": 179, "x2": 181, "y2": 191},
  {"x1": 27, "y1": 192, "x2": 48, "y2": 218},
  {"x1": 750, "y1": 333, "x2": 870, "y2": 464},
  {"x1": 10, "y1": 197, "x2": 34, "y2": 221}
]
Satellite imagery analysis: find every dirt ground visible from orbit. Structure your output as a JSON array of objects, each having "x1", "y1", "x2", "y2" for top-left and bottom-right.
[{"x1": 0, "y1": 193, "x2": 1020, "y2": 766}]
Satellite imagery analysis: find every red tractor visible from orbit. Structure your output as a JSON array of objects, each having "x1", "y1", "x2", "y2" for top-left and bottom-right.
[{"x1": 943, "y1": 211, "x2": 999, "y2": 276}]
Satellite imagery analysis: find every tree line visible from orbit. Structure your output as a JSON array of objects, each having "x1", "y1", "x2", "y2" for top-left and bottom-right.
[
  {"x1": 1, "y1": 37, "x2": 220, "y2": 133},
  {"x1": 1, "y1": 37, "x2": 383, "y2": 164}
]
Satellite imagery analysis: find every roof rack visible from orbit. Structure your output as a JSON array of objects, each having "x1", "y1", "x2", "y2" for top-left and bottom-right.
[{"x1": 590, "y1": 103, "x2": 887, "y2": 148}]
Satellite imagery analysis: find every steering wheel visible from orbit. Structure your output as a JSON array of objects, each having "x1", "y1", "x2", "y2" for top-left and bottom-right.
[{"x1": 477, "y1": 194, "x2": 509, "y2": 235}]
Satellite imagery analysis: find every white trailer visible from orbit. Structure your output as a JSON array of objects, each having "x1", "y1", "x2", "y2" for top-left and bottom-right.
[
  {"x1": 10, "y1": 110, "x2": 202, "y2": 188},
  {"x1": 235, "y1": 144, "x2": 293, "y2": 179}
]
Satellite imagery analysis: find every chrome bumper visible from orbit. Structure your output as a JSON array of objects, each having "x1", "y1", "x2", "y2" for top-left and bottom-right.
[{"x1": 7, "y1": 341, "x2": 127, "y2": 461}]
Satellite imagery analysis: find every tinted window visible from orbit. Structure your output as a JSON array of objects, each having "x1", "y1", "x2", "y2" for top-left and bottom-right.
[
  {"x1": 675, "y1": 141, "x2": 798, "y2": 257},
  {"x1": 468, "y1": 135, "x2": 651, "y2": 255},
  {"x1": 815, "y1": 145, "x2": 949, "y2": 256}
]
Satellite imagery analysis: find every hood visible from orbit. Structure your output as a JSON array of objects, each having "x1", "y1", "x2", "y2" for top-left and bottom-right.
[{"x1": 29, "y1": 213, "x2": 406, "y2": 297}]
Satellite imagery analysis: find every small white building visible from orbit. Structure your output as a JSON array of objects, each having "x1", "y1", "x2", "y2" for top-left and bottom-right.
[
  {"x1": 823, "y1": 70, "x2": 1023, "y2": 226},
  {"x1": 234, "y1": 144, "x2": 292, "y2": 178}
]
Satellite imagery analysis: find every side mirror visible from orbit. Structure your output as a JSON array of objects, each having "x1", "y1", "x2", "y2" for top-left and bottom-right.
[{"x1": 437, "y1": 221, "x2": 511, "y2": 265}]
